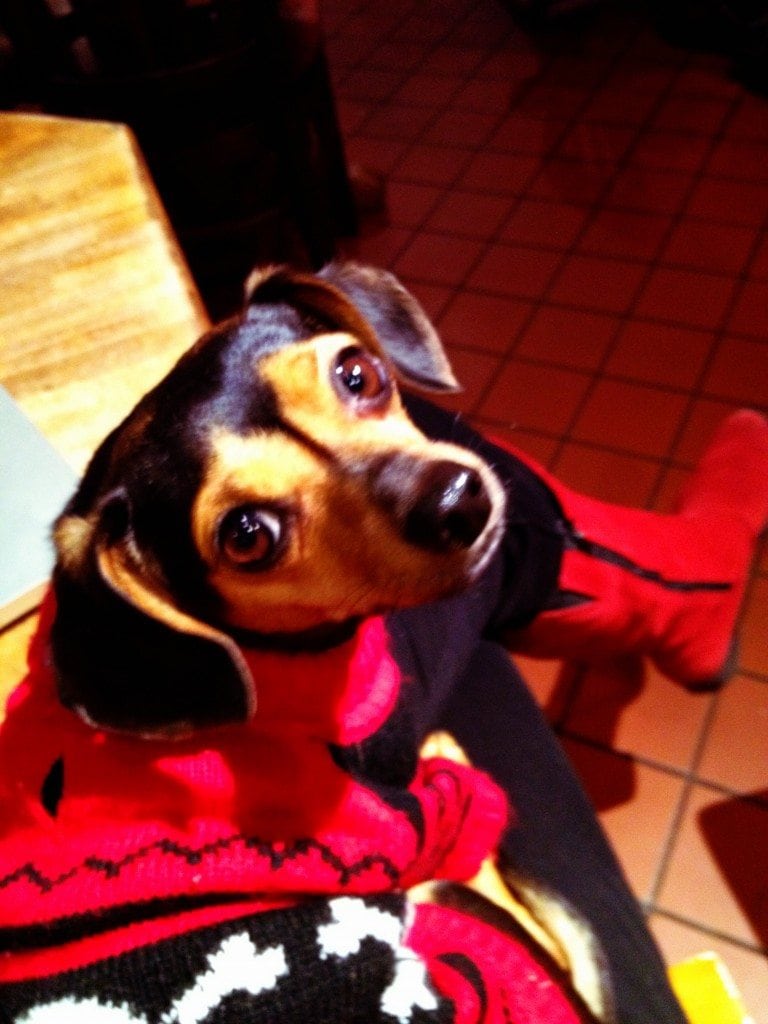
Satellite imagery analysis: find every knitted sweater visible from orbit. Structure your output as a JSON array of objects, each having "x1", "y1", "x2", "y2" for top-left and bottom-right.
[{"x1": 0, "y1": 601, "x2": 591, "y2": 1024}]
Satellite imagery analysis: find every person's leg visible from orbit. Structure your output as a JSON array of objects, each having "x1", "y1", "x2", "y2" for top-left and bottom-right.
[
  {"x1": 428, "y1": 639, "x2": 687, "y2": 1024},
  {"x1": 405, "y1": 394, "x2": 768, "y2": 690}
]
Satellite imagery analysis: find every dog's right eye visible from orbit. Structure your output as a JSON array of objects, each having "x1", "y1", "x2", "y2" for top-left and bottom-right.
[
  {"x1": 218, "y1": 506, "x2": 284, "y2": 570},
  {"x1": 332, "y1": 346, "x2": 391, "y2": 410}
]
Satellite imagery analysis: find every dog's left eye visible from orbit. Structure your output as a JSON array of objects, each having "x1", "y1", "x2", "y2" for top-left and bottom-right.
[
  {"x1": 332, "y1": 346, "x2": 391, "y2": 408},
  {"x1": 218, "y1": 506, "x2": 284, "y2": 570}
]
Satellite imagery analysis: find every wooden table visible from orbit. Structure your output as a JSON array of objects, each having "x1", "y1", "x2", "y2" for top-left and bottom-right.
[{"x1": 0, "y1": 112, "x2": 210, "y2": 708}]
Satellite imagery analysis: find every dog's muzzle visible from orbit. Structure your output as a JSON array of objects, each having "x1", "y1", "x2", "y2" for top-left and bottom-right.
[{"x1": 371, "y1": 454, "x2": 493, "y2": 553}]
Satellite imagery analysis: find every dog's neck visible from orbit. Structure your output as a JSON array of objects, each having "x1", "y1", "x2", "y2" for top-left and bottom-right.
[
  {"x1": 237, "y1": 615, "x2": 402, "y2": 747},
  {"x1": 226, "y1": 617, "x2": 361, "y2": 654}
]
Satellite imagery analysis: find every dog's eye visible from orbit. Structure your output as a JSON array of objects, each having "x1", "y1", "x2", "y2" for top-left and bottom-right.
[
  {"x1": 219, "y1": 506, "x2": 283, "y2": 570},
  {"x1": 332, "y1": 346, "x2": 391, "y2": 408}
]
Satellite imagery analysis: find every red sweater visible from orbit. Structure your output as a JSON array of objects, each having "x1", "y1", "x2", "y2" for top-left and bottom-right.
[{"x1": 0, "y1": 601, "x2": 590, "y2": 1023}]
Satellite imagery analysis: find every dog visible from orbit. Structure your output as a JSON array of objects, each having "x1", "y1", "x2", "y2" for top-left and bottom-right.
[
  {"x1": 0, "y1": 263, "x2": 610, "y2": 1024},
  {"x1": 50, "y1": 262, "x2": 507, "y2": 737}
]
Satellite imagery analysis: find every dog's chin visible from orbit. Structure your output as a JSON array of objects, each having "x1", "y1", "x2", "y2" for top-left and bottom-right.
[{"x1": 370, "y1": 515, "x2": 505, "y2": 614}]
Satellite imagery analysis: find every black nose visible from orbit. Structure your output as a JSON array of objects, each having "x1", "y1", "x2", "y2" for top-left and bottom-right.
[{"x1": 404, "y1": 461, "x2": 492, "y2": 552}]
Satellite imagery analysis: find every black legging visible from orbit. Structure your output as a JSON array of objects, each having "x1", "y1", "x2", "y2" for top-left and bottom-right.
[{"x1": 385, "y1": 396, "x2": 687, "y2": 1024}]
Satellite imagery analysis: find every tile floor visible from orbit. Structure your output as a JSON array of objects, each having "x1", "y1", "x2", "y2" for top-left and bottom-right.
[{"x1": 323, "y1": 0, "x2": 768, "y2": 1012}]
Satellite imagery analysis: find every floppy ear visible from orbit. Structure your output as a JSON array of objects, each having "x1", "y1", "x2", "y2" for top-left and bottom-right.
[
  {"x1": 51, "y1": 490, "x2": 255, "y2": 739},
  {"x1": 317, "y1": 262, "x2": 461, "y2": 393}
]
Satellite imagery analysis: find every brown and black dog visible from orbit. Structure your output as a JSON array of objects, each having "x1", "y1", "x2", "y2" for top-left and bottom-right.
[
  {"x1": 0, "y1": 262, "x2": 610, "y2": 1024},
  {"x1": 51, "y1": 262, "x2": 508, "y2": 738}
]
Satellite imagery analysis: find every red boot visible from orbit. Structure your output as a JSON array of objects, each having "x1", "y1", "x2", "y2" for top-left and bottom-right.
[{"x1": 503, "y1": 410, "x2": 768, "y2": 689}]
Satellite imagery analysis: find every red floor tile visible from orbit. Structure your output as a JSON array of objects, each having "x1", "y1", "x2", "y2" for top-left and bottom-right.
[
  {"x1": 651, "y1": 465, "x2": 692, "y2": 514},
  {"x1": 510, "y1": 653, "x2": 570, "y2": 720},
  {"x1": 656, "y1": 784, "x2": 768, "y2": 948},
  {"x1": 458, "y1": 151, "x2": 542, "y2": 194},
  {"x1": 488, "y1": 113, "x2": 567, "y2": 156},
  {"x1": 392, "y1": 74, "x2": 464, "y2": 108},
  {"x1": 536, "y1": 52, "x2": 612, "y2": 89},
  {"x1": 605, "y1": 166, "x2": 694, "y2": 216},
  {"x1": 515, "y1": 84, "x2": 594, "y2": 121},
  {"x1": 384, "y1": 181, "x2": 442, "y2": 229},
  {"x1": 336, "y1": 98, "x2": 374, "y2": 136},
  {"x1": 420, "y1": 45, "x2": 487, "y2": 77},
  {"x1": 581, "y1": 85, "x2": 660, "y2": 126},
  {"x1": 571, "y1": 378, "x2": 689, "y2": 458},
  {"x1": 564, "y1": 660, "x2": 714, "y2": 772},
  {"x1": 467, "y1": 243, "x2": 562, "y2": 299},
  {"x1": 556, "y1": 122, "x2": 637, "y2": 165},
  {"x1": 394, "y1": 143, "x2": 474, "y2": 186},
  {"x1": 634, "y1": 266, "x2": 736, "y2": 329},
  {"x1": 341, "y1": 224, "x2": 413, "y2": 267},
  {"x1": 363, "y1": 103, "x2": 438, "y2": 142},
  {"x1": 706, "y1": 137, "x2": 768, "y2": 183},
  {"x1": 393, "y1": 230, "x2": 485, "y2": 286},
  {"x1": 685, "y1": 177, "x2": 768, "y2": 227},
  {"x1": 674, "y1": 60, "x2": 740, "y2": 99},
  {"x1": 345, "y1": 135, "x2": 409, "y2": 174},
  {"x1": 548, "y1": 254, "x2": 648, "y2": 314},
  {"x1": 697, "y1": 676, "x2": 768, "y2": 793},
  {"x1": 605, "y1": 320, "x2": 713, "y2": 391},
  {"x1": 366, "y1": 40, "x2": 427, "y2": 73},
  {"x1": 502, "y1": 199, "x2": 589, "y2": 251},
  {"x1": 670, "y1": 396, "x2": 743, "y2": 467},
  {"x1": 435, "y1": 345, "x2": 504, "y2": 415},
  {"x1": 563, "y1": 739, "x2": 685, "y2": 901},
  {"x1": 424, "y1": 108, "x2": 499, "y2": 148},
  {"x1": 652, "y1": 95, "x2": 732, "y2": 135},
  {"x1": 453, "y1": 77, "x2": 518, "y2": 114},
  {"x1": 551, "y1": 441, "x2": 662, "y2": 505},
  {"x1": 726, "y1": 94, "x2": 768, "y2": 142},
  {"x1": 426, "y1": 189, "x2": 515, "y2": 239},
  {"x1": 738, "y1": 575, "x2": 768, "y2": 679},
  {"x1": 477, "y1": 357, "x2": 591, "y2": 434},
  {"x1": 515, "y1": 306, "x2": 618, "y2": 371},
  {"x1": 727, "y1": 280, "x2": 768, "y2": 340},
  {"x1": 474, "y1": 47, "x2": 544, "y2": 83},
  {"x1": 629, "y1": 129, "x2": 712, "y2": 173},
  {"x1": 339, "y1": 67, "x2": 404, "y2": 102},
  {"x1": 702, "y1": 335, "x2": 768, "y2": 406},
  {"x1": 601, "y1": 62, "x2": 676, "y2": 103},
  {"x1": 749, "y1": 234, "x2": 768, "y2": 280},
  {"x1": 396, "y1": 279, "x2": 454, "y2": 322},
  {"x1": 578, "y1": 208, "x2": 671, "y2": 262},
  {"x1": 437, "y1": 291, "x2": 532, "y2": 354},
  {"x1": 528, "y1": 157, "x2": 617, "y2": 206},
  {"x1": 661, "y1": 220, "x2": 757, "y2": 276}
]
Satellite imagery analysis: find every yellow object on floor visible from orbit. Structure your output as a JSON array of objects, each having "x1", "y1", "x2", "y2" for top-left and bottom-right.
[{"x1": 669, "y1": 953, "x2": 754, "y2": 1024}]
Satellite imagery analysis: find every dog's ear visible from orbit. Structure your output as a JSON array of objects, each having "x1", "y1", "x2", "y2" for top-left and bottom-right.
[
  {"x1": 317, "y1": 262, "x2": 461, "y2": 393},
  {"x1": 246, "y1": 263, "x2": 460, "y2": 393},
  {"x1": 51, "y1": 488, "x2": 255, "y2": 739}
]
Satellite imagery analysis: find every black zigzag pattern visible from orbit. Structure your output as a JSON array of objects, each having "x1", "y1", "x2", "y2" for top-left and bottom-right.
[{"x1": 0, "y1": 832, "x2": 402, "y2": 898}]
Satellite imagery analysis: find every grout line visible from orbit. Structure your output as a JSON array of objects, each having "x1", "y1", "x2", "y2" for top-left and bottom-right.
[
  {"x1": 651, "y1": 907, "x2": 768, "y2": 958},
  {"x1": 644, "y1": 684, "x2": 723, "y2": 909}
]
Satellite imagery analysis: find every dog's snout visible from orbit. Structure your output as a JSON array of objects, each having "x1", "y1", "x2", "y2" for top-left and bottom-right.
[{"x1": 405, "y1": 461, "x2": 492, "y2": 552}]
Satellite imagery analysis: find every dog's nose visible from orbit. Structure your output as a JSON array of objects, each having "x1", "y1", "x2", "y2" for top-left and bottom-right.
[{"x1": 405, "y1": 461, "x2": 492, "y2": 552}]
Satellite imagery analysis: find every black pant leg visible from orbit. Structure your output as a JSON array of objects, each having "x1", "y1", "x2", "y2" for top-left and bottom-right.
[
  {"x1": 390, "y1": 394, "x2": 687, "y2": 1022},
  {"x1": 435, "y1": 641, "x2": 687, "y2": 1024}
]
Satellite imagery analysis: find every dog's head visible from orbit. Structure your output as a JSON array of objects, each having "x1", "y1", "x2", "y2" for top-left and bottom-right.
[{"x1": 50, "y1": 263, "x2": 506, "y2": 737}]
